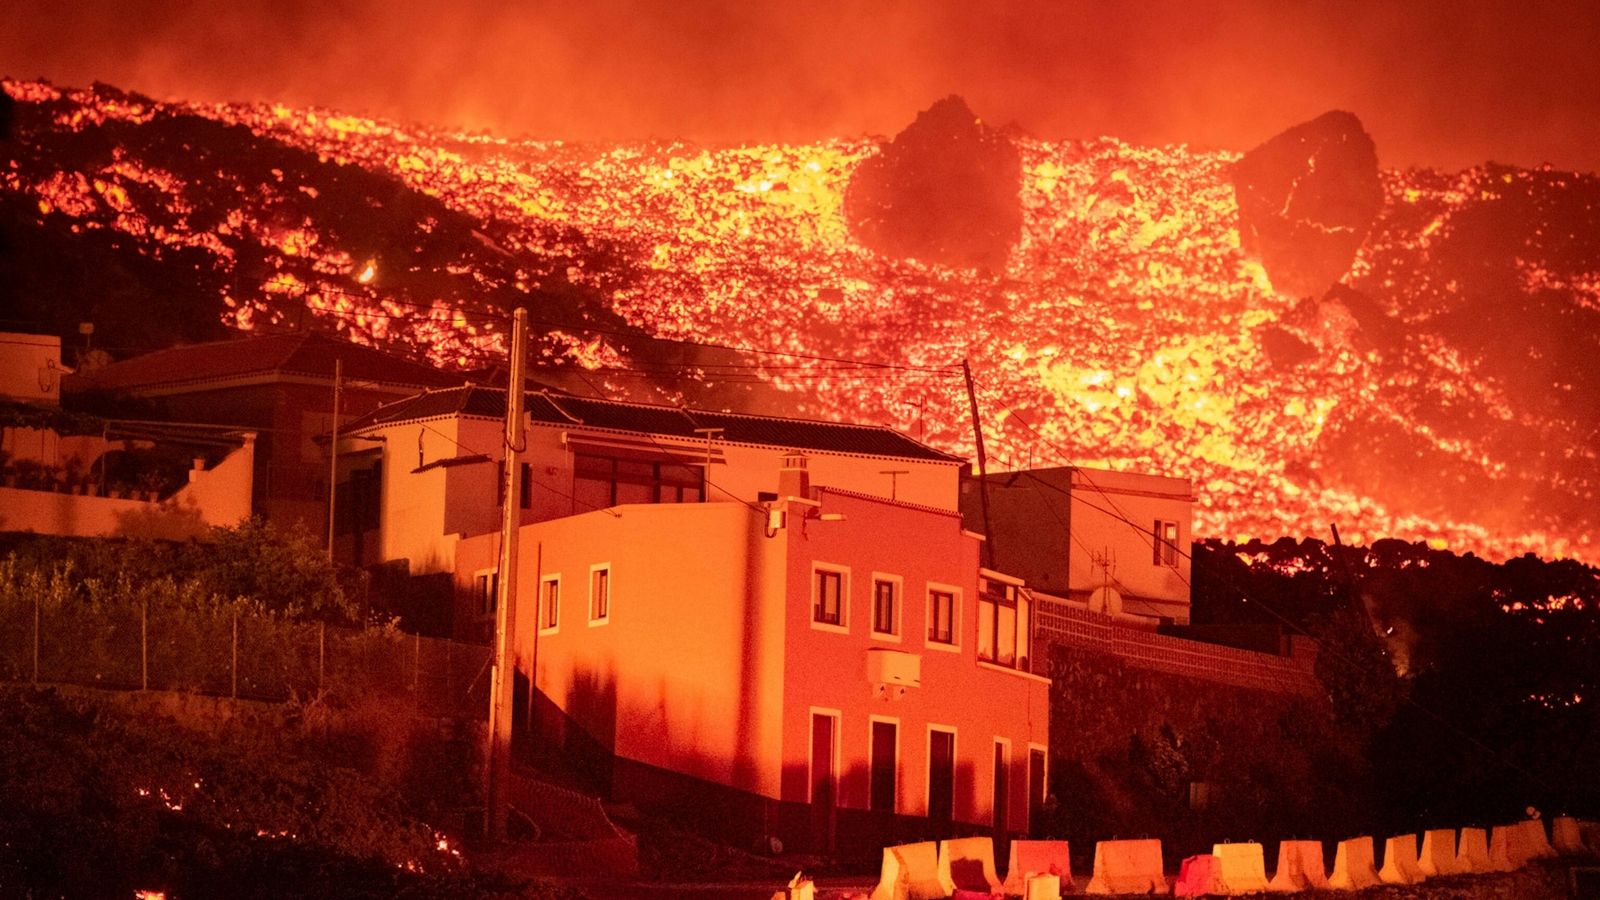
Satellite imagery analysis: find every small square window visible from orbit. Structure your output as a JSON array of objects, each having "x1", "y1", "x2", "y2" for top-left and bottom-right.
[{"x1": 474, "y1": 570, "x2": 498, "y2": 618}]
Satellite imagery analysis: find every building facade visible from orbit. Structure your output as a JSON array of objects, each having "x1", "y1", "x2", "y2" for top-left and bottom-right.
[
  {"x1": 961, "y1": 466, "x2": 1195, "y2": 624},
  {"x1": 454, "y1": 458, "x2": 1050, "y2": 854}
]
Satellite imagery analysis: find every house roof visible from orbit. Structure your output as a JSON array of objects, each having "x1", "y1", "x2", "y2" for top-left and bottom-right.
[
  {"x1": 347, "y1": 385, "x2": 963, "y2": 463},
  {"x1": 68, "y1": 331, "x2": 466, "y2": 394}
]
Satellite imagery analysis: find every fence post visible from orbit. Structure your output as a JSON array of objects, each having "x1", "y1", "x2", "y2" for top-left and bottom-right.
[
  {"x1": 318, "y1": 622, "x2": 325, "y2": 698},
  {"x1": 413, "y1": 632, "x2": 421, "y2": 693},
  {"x1": 141, "y1": 598, "x2": 149, "y2": 691},
  {"x1": 32, "y1": 593, "x2": 40, "y2": 684},
  {"x1": 231, "y1": 609, "x2": 238, "y2": 700}
]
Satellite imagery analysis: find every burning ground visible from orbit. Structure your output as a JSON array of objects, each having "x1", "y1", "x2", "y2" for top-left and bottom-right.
[{"x1": 2, "y1": 79, "x2": 1597, "y2": 565}]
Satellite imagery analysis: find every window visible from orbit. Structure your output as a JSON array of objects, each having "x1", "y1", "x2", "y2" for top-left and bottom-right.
[
  {"x1": 589, "y1": 565, "x2": 610, "y2": 624},
  {"x1": 572, "y1": 452, "x2": 704, "y2": 512},
  {"x1": 813, "y1": 568, "x2": 845, "y2": 629},
  {"x1": 496, "y1": 461, "x2": 533, "y2": 510},
  {"x1": 539, "y1": 575, "x2": 560, "y2": 634},
  {"x1": 927, "y1": 586, "x2": 958, "y2": 649},
  {"x1": 1154, "y1": 519, "x2": 1179, "y2": 566},
  {"x1": 473, "y1": 570, "x2": 498, "y2": 618},
  {"x1": 871, "y1": 575, "x2": 901, "y2": 640},
  {"x1": 978, "y1": 578, "x2": 1032, "y2": 672}
]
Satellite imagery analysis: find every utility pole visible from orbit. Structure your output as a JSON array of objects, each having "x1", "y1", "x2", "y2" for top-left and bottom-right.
[
  {"x1": 487, "y1": 308, "x2": 529, "y2": 842},
  {"x1": 327, "y1": 357, "x2": 342, "y2": 560},
  {"x1": 962, "y1": 359, "x2": 996, "y2": 569}
]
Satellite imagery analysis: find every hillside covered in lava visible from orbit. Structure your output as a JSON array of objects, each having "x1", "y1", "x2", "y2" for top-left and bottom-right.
[{"x1": 2, "y1": 79, "x2": 1597, "y2": 565}]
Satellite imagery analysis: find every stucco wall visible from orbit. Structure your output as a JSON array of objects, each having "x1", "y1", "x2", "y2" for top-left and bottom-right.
[{"x1": 780, "y1": 488, "x2": 1050, "y2": 831}]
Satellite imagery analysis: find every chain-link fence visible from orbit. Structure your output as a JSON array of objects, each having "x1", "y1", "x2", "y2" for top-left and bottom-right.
[{"x1": 0, "y1": 584, "x2": 491, "y2": 718}]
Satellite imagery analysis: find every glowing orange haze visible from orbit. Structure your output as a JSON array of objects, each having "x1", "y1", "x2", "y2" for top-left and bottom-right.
[{"x1": 3, "y1": 78, "x2": 1593, "y2": 567}]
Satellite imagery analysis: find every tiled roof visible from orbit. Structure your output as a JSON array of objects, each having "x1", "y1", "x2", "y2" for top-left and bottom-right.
[
  {"x1": 347, "y1": 385, "x2": 962, "y2": 463},
  {"x1": 71, "y1": 331, "x2": 465, "y2": 393}
]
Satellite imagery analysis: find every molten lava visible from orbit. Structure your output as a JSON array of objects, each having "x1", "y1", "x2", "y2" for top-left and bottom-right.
[{"x1": 3, "y1": 79, "x2": 1596, "y2": 565}]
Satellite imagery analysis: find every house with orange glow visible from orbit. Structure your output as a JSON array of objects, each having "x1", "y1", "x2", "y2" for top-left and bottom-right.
[
  {"x1": 335, "y1": 385, "x2": 1049, "y2": 850},
  {"x1": 453, "y1": 453, "x2": 1051, "y2": 854},
  {"x1": 961, "y1": 466, "x2": 1195, "y2": 624}
]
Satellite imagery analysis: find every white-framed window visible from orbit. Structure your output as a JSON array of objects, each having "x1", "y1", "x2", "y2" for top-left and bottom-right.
[
  {"x1": 538, "y1": 574, "x2": 561, "y2": 634},
  {"x1": 588, "y1": 563, "x2": 611, "y2": 625},
  {"x1": 473, "y1": 568, "x2": 498, "y2": 618},
  {"x1": 1154, "y1": 519, "x2": 1180, "y2": 566},
  {"x1": 977, "y1": 577, "x2": 1032, "y2": 672},
  {"x1": 926, "y1": 583, "x2": 961, "y2": 651},
  {"x1": 811, "y1": 564, "x2": 850, "y2": 633},
  {"x1": 870, "y1": 573, "x2": 902, "y2": 642},
  {"x1": 926, "y1": 724, "x2": 957, "y2": 821}
]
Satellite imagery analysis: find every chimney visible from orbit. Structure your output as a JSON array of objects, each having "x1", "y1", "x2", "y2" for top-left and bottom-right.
[{"x1": 778, "y1": 451, "x2": 810, "y2": 499}]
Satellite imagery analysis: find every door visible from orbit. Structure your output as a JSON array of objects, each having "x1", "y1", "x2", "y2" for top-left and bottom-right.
[
  {"x1": 810, "y1": 712, "x2": 837, "y2": 852},
  {"x1": 928, "y1": 728, "x2": 955, "y2": 823},
  {"x1": 870, "y1": 719, "x2": 897, "y2": 813},
  {"x1": 993, "y1": 740, "x2": 1010, "y2": 857},
  {"x1": 1028, "y1": 747, "x2": 1047, "y2": 836}
]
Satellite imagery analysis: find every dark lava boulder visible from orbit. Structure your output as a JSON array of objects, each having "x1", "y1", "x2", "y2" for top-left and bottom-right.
[
  {"x1": 845, "y1": 95, "x2": 1022, "y2": 271},
  {"x1": 1232, "y1": 110, "x2": 1382, "y2": 298}
]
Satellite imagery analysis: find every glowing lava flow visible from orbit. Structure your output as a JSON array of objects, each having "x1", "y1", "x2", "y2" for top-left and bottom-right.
[{"x1": 3, "y1": 79, "x2": 1595, "y2": 565}]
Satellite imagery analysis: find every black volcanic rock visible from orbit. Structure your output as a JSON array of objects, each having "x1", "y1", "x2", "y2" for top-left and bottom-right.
[
  {"x1": 0, "y1": 91, "x2": 13, "y2": 140},
  {"x1": 845, "y1": 96, "x2": 1022, "y2": 271},
  {"x1": 1232, "y1": 111, "x2": 1382, "y2": 298}
]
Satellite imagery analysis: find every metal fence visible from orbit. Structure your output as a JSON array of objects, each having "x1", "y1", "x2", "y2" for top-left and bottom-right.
[{"x1": 0, "y1": 593, "x2": 492, "y2": 718}]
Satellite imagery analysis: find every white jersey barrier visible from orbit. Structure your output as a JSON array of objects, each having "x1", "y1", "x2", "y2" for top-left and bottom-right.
[
  {"x1": 1418, "y1": 828, "x2": 1464, "y2": 877},
  {"x1": 1326, "y1": 837, "x2": 1381, "y2": 891},
  {"x1": 1489, "y1": 825, "x2": 1520, "y2": 871},
  {"x1": 1086, "y1": 839, "x2": 1166, "y2": 895},
  {"x1": 1212, "y1": 842, "x2": 1271, "y2": 895},
  {"x1": 869, "y1": 840, "x2": 946, "y2": 900},
  {"x1": 1267, "y1": 840, "x2": 1328, "y2": 892},
  {"x1": 938, "y1": 836, "x2": 1002, "y2": 895},
  {"x1": 1552, "y1": 817, "x2": 1587, "y2": 855},
  {"x1": 1456, "y1": 827, "x2": 1493, "y2": 873},
  {"x1": 1379, "y1": 833, "x2": 1427, "y2": 885}
]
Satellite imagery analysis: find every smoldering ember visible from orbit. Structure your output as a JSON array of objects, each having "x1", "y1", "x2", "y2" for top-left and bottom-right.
[{"x1": 0, "y1": 3, "x2": 1598, "y2": 898}]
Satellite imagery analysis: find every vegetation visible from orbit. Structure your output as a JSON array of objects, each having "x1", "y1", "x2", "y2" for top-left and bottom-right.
[
  {"x1": 0, "y1": 687, "x2": 540, "y2": 898},
  {"x1": 0, "y1": 518, "x2": 360, "y2": 624},
  {"x1": 1191, "y1": 537, "x2": 1600, "y2": 828}
]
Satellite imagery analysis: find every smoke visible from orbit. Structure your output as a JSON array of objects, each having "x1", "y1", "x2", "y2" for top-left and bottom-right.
[{"x1": 3, "y1": 0, "x2": 1598, "y2": 171}]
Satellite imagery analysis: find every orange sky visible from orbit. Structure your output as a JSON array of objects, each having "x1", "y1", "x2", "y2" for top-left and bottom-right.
[{"x1": 4, "y1": 0, "x2": 1598, "y2": 172}]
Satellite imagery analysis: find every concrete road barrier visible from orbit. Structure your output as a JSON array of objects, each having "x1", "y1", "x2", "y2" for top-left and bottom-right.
[
  {"x1": 1418, "y1": 828, "x2": 1464, "y2": 877},
  {"x1": 1212, "y1": 842, "x2": 1271, "y2": 894},
  {"x1": 1519, "y1": 818, "x2": 1557, "y2": 860},
  {"x1": 1086, "y1": 839, "x2": 1166, "y2": 895},
  {"x1": 938, "y1": 836, "x2": 1001, "y2": 894},
  {"x1": 1552, "y1": 817, "x2": 1587, "y2": 855},
  {"x1": 1327, "y1": 836, "x2": 1381, "y2": 891},
  {"x1": 1455, "y1": 827, "x2": 1492, "y2": 873},
  {"x1": 1003, "y1": 839, "x2": 1072, "y2": 895},
  {"x1": 869, "y1": 840, "x2": 947, "y2": 900},
  {"x1": 1379, "y1": 833, "x2": 1426, "y2": 885},
  {"x1": 1489, "y1": 825, "x2": 1519, "y2": 871},
  {"x1": 1267, "y1": 840, "x2": 1328, "y2": 892},
  {"x1": 1023, "y1": 872, "x2": 1062, "y2": 900},
  {"x1": 1174, "y1": 854, "x2": 1223, "y2": 897}
]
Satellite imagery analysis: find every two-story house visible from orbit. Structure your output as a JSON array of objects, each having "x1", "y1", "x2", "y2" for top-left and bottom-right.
[{"x1": 453, "y1": 453, "x2": 1050, "y2": 854}]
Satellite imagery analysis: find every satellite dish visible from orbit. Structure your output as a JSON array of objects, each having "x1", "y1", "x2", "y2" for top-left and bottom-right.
[{"x1": 1089, "y1": 585, "x2": 1124, "y2": 616}]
